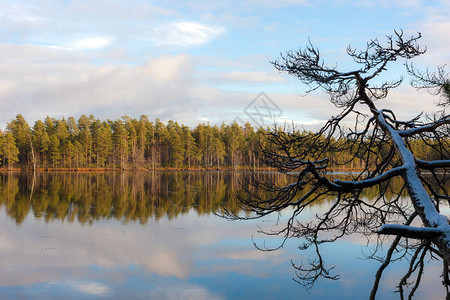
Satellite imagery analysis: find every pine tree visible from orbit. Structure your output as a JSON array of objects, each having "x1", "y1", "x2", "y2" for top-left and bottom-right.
[
  {"x1": 48, "y1": 135, "x2": 60, "y2": 168},
  {"x1": 62, "y1": 139, "x2": 74, "y2": 168},
  {"x1": 182, "y1": 125, "x2": 197, "y2": 169},
  {"x1": 193, "y1": 124, "x2": 206, "y2": 167},
  {"x1": 112, "y1": 120, "x2": 128, "y2": 169},
  {"x1": 167, "y1": 120, "x2": 184, "y2": 167},
  {"x1": 0, "y1": 131, "x2": 3, "y2": 167},
  {"x1": 67, "y1": 116, "x2": 79, "y2": 137},
  {"x1": 135, "y1": 115, "x2": 150, "y2": 168},
  {"x1": 44, "y1": 116, "x2": 56, "y2": 136},
  {"x1": 7, "y1": 114, "x2": 32, "y2": 167},
  {"x1": 77, "y1": 127, "x2": 92, "y2": 167},
  {"x1": 93, "y1": 122, "x2": 112, "y2": 167},
  {"x1": 32, "y1": 120, "x2": 50, "y2": 168},
  {"x1": 155, "y1": 119, "x2": 169, "y2": 167},
  {"x1": 224, "y1": 122, "x2": 244, "y2": 169},
  {"x1": 212, "y1": 136, "x2": 226, "y2": 169},
  {"x1": 55, "y1": 119, "x2": 70, "y2": 167},
  {"x1": 145, "y1": 120, "x2": 156, "y2": 169},
  {"x1": 2, "y1": 132, "x2": 19, "y2": 169},
  {"x1": 243, "y1": 122, "x2": 257, "y2": 169},
  {"x1": 73, "y1": 140, "x2": 83, "y2": 168},
  {"x1": 123, "y1": 117, "x2": 137, "y2": 167}
]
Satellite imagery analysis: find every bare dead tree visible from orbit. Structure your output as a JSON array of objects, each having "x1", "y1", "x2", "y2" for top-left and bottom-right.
[{"x1": 222, "y1": 31, "x2": 450, "y2": 299}]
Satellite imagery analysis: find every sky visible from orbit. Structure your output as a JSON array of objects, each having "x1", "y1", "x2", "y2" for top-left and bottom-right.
[{"x1": 1, "y1": 0, "x2": 450, "y2": 130}]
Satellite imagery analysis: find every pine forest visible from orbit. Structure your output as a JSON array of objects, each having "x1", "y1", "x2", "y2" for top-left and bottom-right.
[{"x1": 0, "y1": 114, "x2": 444, "y2": 171}]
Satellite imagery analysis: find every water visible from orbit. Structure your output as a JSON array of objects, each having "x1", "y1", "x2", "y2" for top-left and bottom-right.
[{"x1": 0, "y1": 172, "x2": 445, "y2": 299}]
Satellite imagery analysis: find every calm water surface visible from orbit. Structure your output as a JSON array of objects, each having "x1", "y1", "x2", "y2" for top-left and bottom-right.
[{"x1": 0, "y1": 172, "x2": 445, "y2": 299}]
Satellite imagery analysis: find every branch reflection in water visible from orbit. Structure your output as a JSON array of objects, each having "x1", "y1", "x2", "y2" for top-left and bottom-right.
[{"x1": 221, "y1": 171, "x2": 450, "y2": 299}]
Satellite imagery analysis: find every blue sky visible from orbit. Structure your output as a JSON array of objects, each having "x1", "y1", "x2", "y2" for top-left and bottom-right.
[{"x1": 1, "y1": 0, "x2": 449, "y2": 129}]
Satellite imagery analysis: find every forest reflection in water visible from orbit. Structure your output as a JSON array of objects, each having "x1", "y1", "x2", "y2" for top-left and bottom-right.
[
  {"x1": 0, "y1": 171, "x2": 405, "y2": 224},
  {"x1": 0, "y1": 171, "x2": 245, "y2": 224},
  {"x1": 0, "y1": 171, "x2": 446, "y2": 299}
]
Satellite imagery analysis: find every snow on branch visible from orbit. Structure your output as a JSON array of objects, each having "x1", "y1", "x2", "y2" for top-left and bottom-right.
[
  {"x1": 333, "y1": 166, "x2": 405, "y2": 190},
  {"x1": 415, "y1": 159, "x2": 450, "y2": 170},
  {"x1": 234, "y1": 31, "x2": 450, "y2": 294},
  {"x1": 379, "y1": 224, "x2": 444, "y2": 240},
  {"x1": 398, "y1": 115, "x2": 450, "y2": 137}
]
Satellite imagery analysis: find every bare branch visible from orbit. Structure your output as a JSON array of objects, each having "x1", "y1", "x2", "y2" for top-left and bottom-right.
[
  {"x1": 228, "y1": 30, "x2": 450, "y2": 297},
  {"x1": 399, "y1": 115, "x2": 450, "y2": 137},
  {"x1": 415, "y1": 159, "x2": 450, "y2": 170},
  {"x1": 379, "y1": 224, "x2": 444, "y2": 240}
]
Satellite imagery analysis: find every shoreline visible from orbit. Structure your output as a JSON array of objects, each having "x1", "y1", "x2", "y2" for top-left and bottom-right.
[{"x1": 0, "y1": 166, "x2": 367, "y2": 173}]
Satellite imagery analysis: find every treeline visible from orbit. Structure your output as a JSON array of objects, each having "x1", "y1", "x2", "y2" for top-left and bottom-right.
[
  {"x1": 0, "y1": 114, "x2": 444, "y2": 171},
  {"x1": 0, "y1": 114, "x2": 265, "y2": 170}
]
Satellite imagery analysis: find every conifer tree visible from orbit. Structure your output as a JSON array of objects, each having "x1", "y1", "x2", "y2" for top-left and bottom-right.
[
  {"x1": 112, "y1": 120, "x2": 128, "y2": 169},
  {"x1": 93, "y1": 122, "x2": 112, "y2": 167},
  {"x1": 167, "y1": 121, "x2": 184, "y2": 167},
  {"x1": 2, "y1": 132, "x2": 19, "y2": 169},
  {"x1": 48, "y1": 135, "x2": 60, "y2": 168},
  {"x1": 7, "y1": 114, "x2": 32, "y2": 167},
  {"x1": 32, "y1": 120, "x2": 50, "y2": 168},
  {"x1": 182, "y1": 125, "x2": 197, "y2": 169}
]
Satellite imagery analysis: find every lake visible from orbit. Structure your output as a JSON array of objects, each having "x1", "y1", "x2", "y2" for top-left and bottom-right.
[{"x1": 0, "y1": 172, "x2": 445, "y2": 299}]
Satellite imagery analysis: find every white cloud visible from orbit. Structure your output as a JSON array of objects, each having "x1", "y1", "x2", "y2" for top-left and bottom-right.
[
  {"x1": 213, "y1": 71, "x2": 286, "y2": 84},
  {"x1": 415, "y1": 21, "x2": 450, "y2": 65},
  {"x1": 240, "y1": 0, "x2": 309, "y2": 8},
  {"x1": 147, "y1": 283, "x2": 224, "y2": 300},
  {"x1": 152, "y1": 21, "x2": 225, "y2": 47},
  {"x1": 62, "y1": 280, "x2": 112, "y2": 296},
  {"x1": 49, "y1": 37, "x2": 113, "y2": 51},
  {"x1": 70, "y1": 37, "x2": 113, "y2": 50},
  {"x1": 0, "y1": 44, "x2": 288, "y2": 128},
  {"x1": 0, "y1": 45, "x2": 196, "y2": 126},
  {"x1": 144, "y1": 249, "x2": 191, "y2": 278},
  {"x1": 0, "y1": 40, "x2": 442, "y2": 132},
  {"x1": 217, "y1": 248, "x2": 279, "y2": 260},
  {"x1": 0, "y1": 3, "x2": 43, "y2": 24},
  {"x1": 400, "y1": 0, "x2": 450, "y2": 64},
  {"x1": 355, "y1": 0, "x2": 423, "y2": 9}
]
